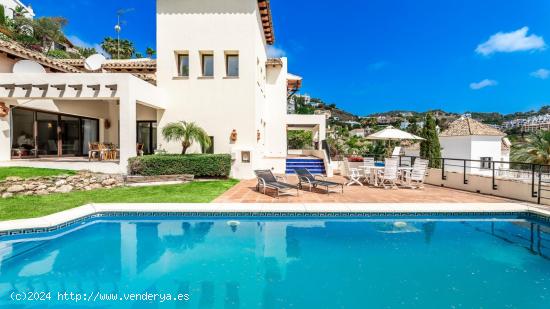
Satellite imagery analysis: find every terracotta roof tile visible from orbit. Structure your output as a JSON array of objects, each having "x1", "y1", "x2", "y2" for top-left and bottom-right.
[
  {"x1": 0, "y1": 39, "x2": 81, "y2": 73},
  {"x1": 266, "y1": 58, "x2": 283, "y2": 66},
  {"x1": 59, "y1": 58, "x2": 156, "y2": 70},
  {"x1": 440, "y1": 117, "x2": 505, "y2": 137},
  {"x1": 257, "y1": 0, "x2": 275, "y2": 45}
]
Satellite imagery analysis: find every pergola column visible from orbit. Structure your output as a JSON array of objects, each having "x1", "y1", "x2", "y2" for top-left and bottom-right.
[
  {"x1": 118, "y1": 95, "x2": 137, "y2": 172},
  {"x1": 0, "y1": 111, "x2": 10, "y2": 161}
]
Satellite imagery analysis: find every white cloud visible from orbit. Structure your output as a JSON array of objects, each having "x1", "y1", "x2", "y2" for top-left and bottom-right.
[
  {"x1": 531, "y1": 68, "x2": 550, "y2": 79},
  {"x1": 475, "y1": 27, "x2": 545, "y2": 55},
  {"x1": 267, "y1": 45, "x2": 286, "y2": 58},
  {"x1": 470, "y1": 79, "x2": 498, "y2": 90},
  {"x1": 66, "y1": 35, "x2": 109, "y2": 58}
]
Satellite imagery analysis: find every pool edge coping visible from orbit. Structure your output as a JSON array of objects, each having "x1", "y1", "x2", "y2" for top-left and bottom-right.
[{"x1": 1, "y1": 202, "x2": 549, "y2": 235}]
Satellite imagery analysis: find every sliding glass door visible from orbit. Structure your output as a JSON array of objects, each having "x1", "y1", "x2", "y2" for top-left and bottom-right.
[
  {"x1": 11, "y1": 108, "x2": 99, "y2": 158},
  {"x1": 36, "y1": 112, "x2": 59, "y2": 156},
  {"x1": 82, "y1": 119, "x2": 99, "y2": 155},
  {"x1": 61, "y1": 115, "x2": 80, "y2": 155},
  {"x1": 137, "y1": 121, "x2": 157, "y2": 155},
  {"x1": 11, "y1": 109, "x2": 35, "y2": 158}
]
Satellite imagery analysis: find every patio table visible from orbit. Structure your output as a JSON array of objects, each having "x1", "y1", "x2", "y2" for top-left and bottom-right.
[
  {"x1": 397, "y1": 166, "x2": 413, "y2": 183},
  {"x1": 359, "y1": 166, "x2": 384, "y2": 186}
]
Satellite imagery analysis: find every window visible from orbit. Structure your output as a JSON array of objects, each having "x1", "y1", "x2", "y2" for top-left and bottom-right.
[
  {"x1": 177, "y1": 54, "x2": 189, "y2": 77},
  {"x1": 201, "y1": 53, "x2": 214, "y2": 77},
  {"x1": 480, "y1": 157, "x2": 492, "y2": 169},
  {"x1": 241, "y1": 151, "x2": 251, "y2": 163},
  {"x1": 226, "y1": 54, "x2": 239, "y2": 77}
]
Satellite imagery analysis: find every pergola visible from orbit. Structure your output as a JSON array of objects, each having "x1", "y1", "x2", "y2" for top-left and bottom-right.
[
  {"x1": 286, "y1": 114, "x2": 326, "y2": 151},
  {"x1": 0, "y1": 73, "x2": 166, "y2": 172}
]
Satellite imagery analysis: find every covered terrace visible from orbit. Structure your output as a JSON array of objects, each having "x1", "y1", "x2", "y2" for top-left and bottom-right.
[{"x1": 0, "y1": 73, "x2": 165, "y2": 173}]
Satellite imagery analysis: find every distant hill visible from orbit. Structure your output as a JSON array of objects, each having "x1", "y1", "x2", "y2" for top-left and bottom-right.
[
  {"x1": 365, "y1": 106, "x2": 550, "y2": 125},
  {"x1": 330, "y1": 108, "x2": 357, "y2": 122},
  {"x1": 305, "y1": 95, "x2": 550, "y2": 129}
]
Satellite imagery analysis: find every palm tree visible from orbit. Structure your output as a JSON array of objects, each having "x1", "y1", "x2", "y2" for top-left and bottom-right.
[
  {"x1": 9, "y1": 5, "x2": 28, "y2": 18},
  {"x1": 145, "y1": 47, "x2": 156, "y2": 58},
  {"x1": 101, "y1": 37, "x2": 135, "y2": 59},
  {"x1": 162, "y1": 121, "x2": 211, "y2": 154},
  {"x1": 511, "y1": 131, "x2": 550, "y2": 165},
  {"x1": 77, "y1": 46, "x2": 97, "y2": 58}
]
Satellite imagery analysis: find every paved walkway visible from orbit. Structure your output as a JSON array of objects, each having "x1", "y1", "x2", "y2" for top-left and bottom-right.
[{"x1": 214, "y1": 176, "x2": 515, "y2": 203}]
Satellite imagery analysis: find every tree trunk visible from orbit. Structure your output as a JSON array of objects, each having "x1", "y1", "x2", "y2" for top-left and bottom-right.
[{"x1": 181, "y1": 141, "x2": 189, "y2": 154}]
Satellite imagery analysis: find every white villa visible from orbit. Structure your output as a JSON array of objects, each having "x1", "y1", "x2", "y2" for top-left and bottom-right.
[
  {"x1": 439, "y1": 117, "x2": 510, "y2": 174},
  {"x1": 0, "y1": 0, "x2": 34, "y2": 19},
  {"x1": 0, "y1": 0, "x2": 327, "y2": 179},
  {"x1": 403, "y1": 117, "x2": 511, "y2": 175}
]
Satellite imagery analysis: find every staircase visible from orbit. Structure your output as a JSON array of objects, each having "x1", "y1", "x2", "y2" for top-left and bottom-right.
[{"x1": 285, "y1": 157, "x2": 326, "y2": 175}]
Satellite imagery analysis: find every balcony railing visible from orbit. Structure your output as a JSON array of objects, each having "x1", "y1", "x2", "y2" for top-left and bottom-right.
[{"x1": 360, "y1": 154, "x2": 550, "y2": 205}]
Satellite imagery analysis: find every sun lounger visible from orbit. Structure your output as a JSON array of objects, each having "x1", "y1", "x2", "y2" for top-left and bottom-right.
[
  {"x1": 254, "y1": 170, "x2": 299, "y2": 198},
  {"x1": 295, "y1": 168, "x2": 344, "y2": 195}
]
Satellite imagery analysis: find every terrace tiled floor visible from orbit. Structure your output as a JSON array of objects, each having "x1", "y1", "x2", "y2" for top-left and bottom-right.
[{"x1": 214, "y1": 176, "x2": 515, "y2": 203}]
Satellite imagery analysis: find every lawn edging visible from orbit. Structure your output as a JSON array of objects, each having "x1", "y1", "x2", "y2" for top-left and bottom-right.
[{"x1": 0, "y1": 179, "x2": 239, "y2": 221}]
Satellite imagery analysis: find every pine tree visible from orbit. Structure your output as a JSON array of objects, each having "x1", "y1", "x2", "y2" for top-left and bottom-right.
[{"x1": 420, "y1": 113, "x2": 441, "y2": 168}]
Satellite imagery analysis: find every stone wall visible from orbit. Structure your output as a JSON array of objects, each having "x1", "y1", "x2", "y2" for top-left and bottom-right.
[{"x1": 0, "y1": 172, "x2": 124, "y2": 198}]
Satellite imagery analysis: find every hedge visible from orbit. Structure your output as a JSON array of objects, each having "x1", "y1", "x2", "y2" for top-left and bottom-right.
[{"x1": 128, "y1": 154, "x2": 232, "y2": 177}]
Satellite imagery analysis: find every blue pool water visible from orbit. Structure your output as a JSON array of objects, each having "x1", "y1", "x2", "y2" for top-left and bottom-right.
[{"x1": 0, "y1": 215, "x2": 549, "y2": 308}]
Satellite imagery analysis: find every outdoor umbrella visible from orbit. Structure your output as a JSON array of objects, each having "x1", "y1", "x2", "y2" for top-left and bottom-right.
[{"x1": 366, "y1": 126, "x2": 424, "y2": 141}]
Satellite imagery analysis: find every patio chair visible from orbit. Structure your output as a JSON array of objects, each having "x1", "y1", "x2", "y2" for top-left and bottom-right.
[
  {"x1": 88, "y1": 143, "x2": 100, "y2": 161},
  {"x1": 254, "y1": 170, "x2": 299, "y2": 198},
  {"x1": 402, "y1": 158, "x2": 429, "y2": 189},
  {"x1": 295, "y1": 168, "x2": 344, "y2": 195},
  {"x1": 137, "y1": 143, "x2": 144, "y2": 156},
  {"x1": 363, "y1": 157, "x2": 376, "y2": 167},
  {"x1": 362, "y1": 157, "x2": 376, "y2": 184},
  {"x1": 98, "y1": 143, "x2": 112, "y2": 161},
  {"x1": 400, "y1": 156, "x2": 412, "y2": 167},
  {"x1": 391, "y1": 146, "x2": 402, "y2": 157},
  {"x1": 378, "y1": 157, "x2": 399, "y2": 189},
  {"x1": 343, "y1": 158, "x2": 365, "y2": 186}
]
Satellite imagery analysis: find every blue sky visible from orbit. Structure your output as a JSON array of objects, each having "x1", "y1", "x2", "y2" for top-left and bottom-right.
[{"x1": 30, "y1": 0, "x2": 550, "y2": 116}]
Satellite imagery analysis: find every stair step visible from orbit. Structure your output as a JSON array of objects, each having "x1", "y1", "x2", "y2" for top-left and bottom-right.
[
  {"x1": 285, "y1": 157, "x2": 326, "y2": 175},
  {"x1": 286, "y1": 159, "x2": 323, "y2": 163},
  {"x1": 285, "y1": 170, "x2": 326, "y2": 175},
  {"x1": 286, "y1": 168, "x2": 326, "y2": 172},
  {"x1": 286, "y1": 162, "x2": 324, "y2": 166}
]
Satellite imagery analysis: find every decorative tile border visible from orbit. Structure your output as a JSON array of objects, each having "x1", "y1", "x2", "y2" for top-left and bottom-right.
[{"x1": 1, "y1": 205, "x2": 548, "y2": 237}]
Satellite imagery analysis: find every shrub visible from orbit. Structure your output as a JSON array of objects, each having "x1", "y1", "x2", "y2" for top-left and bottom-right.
[
  {"x1": 288, "y1": 130, "x2": 313, "y2": 149},
  {"x1": 46, "y1": 49, "x2": 69, "y2": 59},
  {"x1": 128, "y1": 154, "x2": 231, "y2": 178},
  {"x1": 347, "y1": 155, "x2": 363, "y2": 162}
]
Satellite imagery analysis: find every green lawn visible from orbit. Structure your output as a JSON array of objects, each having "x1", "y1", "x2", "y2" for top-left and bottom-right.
[
  {"x1": 0, "y1": 167, "x2": 76, "y2": 180},
  {"x1": 0, "y1": 180, "x2": 238, "y2": 221}
]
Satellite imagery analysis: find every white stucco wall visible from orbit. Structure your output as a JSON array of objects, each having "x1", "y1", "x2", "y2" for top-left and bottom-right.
[
  {"x1": 0, "y1": 54, "x2": 16, "y2": 73},
  {"x1": 1, "y1": 1, "x2": 327, "y2": 179},
  {"x1": 156, "y1": 0, "x2": 281, "y2": 179},
  {"x1": 0, "y1": 0, "x2": 34, "y2": 19},
  {"x1": 440, "y1": 135, "x2": 505, "y2": 175}
]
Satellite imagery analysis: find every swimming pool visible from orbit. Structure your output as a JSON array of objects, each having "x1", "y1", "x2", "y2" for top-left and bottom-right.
[{"x1": 1, "y1": 215, "x2": 549, "y2": 308}]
